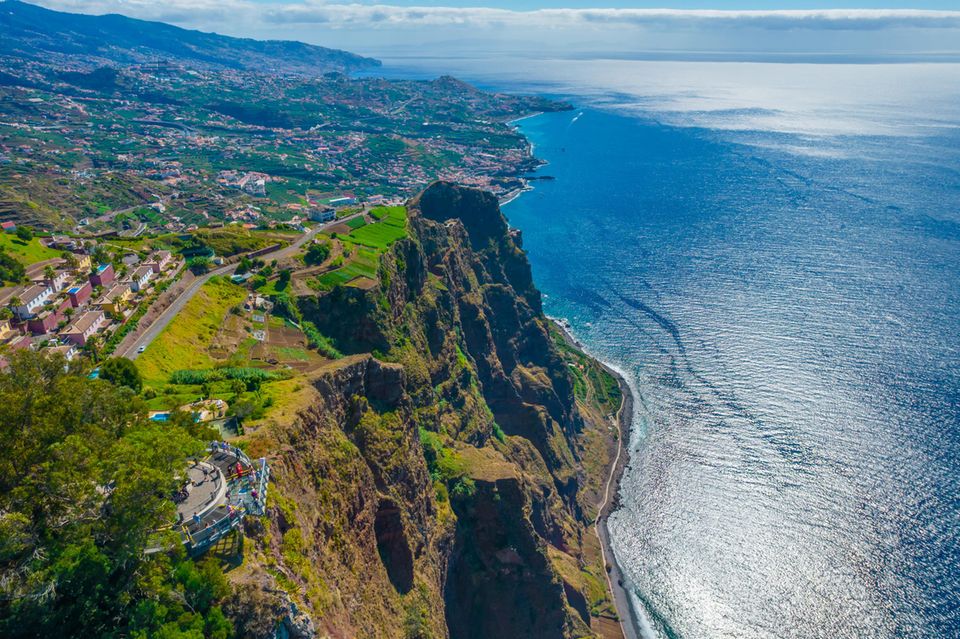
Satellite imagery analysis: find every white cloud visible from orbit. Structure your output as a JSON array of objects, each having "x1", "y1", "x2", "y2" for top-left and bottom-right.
[{"x1": 31, "y1": 1, "x2": 960, "y2": 32}]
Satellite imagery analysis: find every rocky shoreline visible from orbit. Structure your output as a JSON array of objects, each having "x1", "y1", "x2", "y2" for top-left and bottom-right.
[
  {"x1": 598, "y1": 364, "x2": 642, "y2": 639},
  {"x1": 552, "y1": 319, "x2": 641, "y2": 639}
]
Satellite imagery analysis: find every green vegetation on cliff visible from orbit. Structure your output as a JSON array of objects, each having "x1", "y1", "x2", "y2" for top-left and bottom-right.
[
  {"x1": 0, "y1": 183, "x2": 624, "y2": 639},
  {"x1": 241, "y1": 183, "x2": 625, "y2": 638}
]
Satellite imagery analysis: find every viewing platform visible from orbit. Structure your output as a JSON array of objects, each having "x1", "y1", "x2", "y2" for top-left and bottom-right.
[{"x1": 174, "y1": 442, "x2": 270, "y2": 556}]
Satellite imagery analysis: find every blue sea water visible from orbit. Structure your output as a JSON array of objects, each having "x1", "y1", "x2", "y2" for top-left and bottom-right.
[
  {"x1": 504, "y1": 106, "x2": 960, "y2": 638},
  {"x1": 378, "y1": 57, "x2": 960, "y2": 638}
]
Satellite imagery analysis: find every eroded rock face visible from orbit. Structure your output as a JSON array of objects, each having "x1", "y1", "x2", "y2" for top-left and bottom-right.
[
  {"x1": 243, "y1": 183, "x2": 616, "y2": 639},
  {"x1": 444, "y1": 477, "x2": 571, "y2": 639}
]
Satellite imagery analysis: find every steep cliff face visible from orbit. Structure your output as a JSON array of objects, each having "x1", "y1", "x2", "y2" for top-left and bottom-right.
[{"x1": 239, "y1": 183, "x2": 623, "y2": 639}]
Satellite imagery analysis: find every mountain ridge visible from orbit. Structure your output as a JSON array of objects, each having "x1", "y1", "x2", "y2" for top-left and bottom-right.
[{"x1": 0, "y1": 0, "x2": 380, "y2": 74}]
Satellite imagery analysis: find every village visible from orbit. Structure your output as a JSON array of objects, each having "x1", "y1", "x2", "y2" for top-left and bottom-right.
[
  {"x1": 0, "y1": 224, "x2": 180, "y2": 363},
  {"x1": 0, "y1": 57, "x2": 551, "y2": 237}
]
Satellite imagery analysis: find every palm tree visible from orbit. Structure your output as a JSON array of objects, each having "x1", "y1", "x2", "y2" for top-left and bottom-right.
[{"x1": 61, "y1": 251, "x2": 78, "y2": 270}]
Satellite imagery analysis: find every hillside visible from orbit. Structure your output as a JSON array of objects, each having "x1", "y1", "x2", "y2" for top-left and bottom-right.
[
  {"x1": 230, "y1": 183, "x2": 628, "y2": 637},
  {"x1": 0, "y1": 0, "x2": 379, "y2": 74}
]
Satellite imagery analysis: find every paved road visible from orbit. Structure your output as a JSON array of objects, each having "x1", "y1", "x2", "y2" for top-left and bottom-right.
[{"x1": 119, "y1": 219, "x2": 341, "y2": 360}]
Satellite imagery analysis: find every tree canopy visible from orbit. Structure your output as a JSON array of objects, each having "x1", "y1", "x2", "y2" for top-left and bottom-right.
[
  {"x1": 99, "y1": 356, "x2": 143, "y2": 393},
  {"x1": 0, "y1": 350, "x2": 232, "y2": 638}
]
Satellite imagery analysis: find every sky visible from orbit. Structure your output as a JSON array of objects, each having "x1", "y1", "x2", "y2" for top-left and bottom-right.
[{"x1": 30, "y1": 1, "x2": 960, "y2": 61}]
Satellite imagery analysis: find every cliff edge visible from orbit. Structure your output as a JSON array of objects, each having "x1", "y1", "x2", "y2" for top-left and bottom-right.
[{"x1": 234, "y1": 183, "x2": 627, "y2": 639}]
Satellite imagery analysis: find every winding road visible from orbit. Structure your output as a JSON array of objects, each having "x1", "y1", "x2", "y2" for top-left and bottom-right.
[
  {"x1": 118, "y1": 223, "x2": 326, "y2": 360},
  {"x1": 117, "y1": 212, "x2": 365, "y2": 360}
]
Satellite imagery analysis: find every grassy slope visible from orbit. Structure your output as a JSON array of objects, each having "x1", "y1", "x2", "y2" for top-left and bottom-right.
[
  {"x1": 136, "y1": 276, "x2": 246, "y2": 383},
  {"x1": 0, "y1": 233, "x2": 61, "y2": 265}
]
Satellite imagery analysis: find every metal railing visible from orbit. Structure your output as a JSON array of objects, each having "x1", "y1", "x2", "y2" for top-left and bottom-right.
[{"x1": 178, "y1": 442, "x2": 271, "y2": 555}]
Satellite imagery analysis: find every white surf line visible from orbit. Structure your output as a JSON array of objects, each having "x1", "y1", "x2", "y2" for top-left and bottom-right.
[{"x1": 596, "y1": 392, "x2": 632, "y2": 639}]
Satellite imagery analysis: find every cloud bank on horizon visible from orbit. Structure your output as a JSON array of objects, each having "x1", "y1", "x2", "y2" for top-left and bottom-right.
[{"x1": 29, "y1": 1, "x2": 960, "y2": 60}]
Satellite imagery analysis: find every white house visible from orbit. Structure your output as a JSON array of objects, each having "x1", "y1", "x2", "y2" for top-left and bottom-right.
[
  {"x1": 129, "y1": 265, "x2": 154, "y2": 292},
  {"x1": 309, "y1": 207, "x2": 336, "y2": 223},
  {"x1": 11, "y1": 284, "x2": 54, "y2": 320},
  {"x1": 34, "y1": 269, "x2": 71, "y2": 293}
]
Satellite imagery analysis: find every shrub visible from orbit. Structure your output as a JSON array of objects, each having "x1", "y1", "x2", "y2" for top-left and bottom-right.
[
  {"x1": 187, "y1": 256, "x2": 210, "y2": 274},
  {"x1": 169, "y1": 367, "x2": 279, "y2": 385},
  {"x1": 302, "y1": 321, "x2": 342, "y2": 359},
  {"x1": 304, "y1": 241, "x2": 331, "y2": 266}
]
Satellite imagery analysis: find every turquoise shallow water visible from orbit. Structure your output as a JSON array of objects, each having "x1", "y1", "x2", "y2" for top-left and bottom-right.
[{"x1": 375, "y1": 57, "x2": 960, "y2": 638}]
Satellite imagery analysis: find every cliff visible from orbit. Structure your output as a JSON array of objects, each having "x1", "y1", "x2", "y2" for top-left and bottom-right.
[{"x1": 235, "y1": 183, "x2": 626, "y2": 638}]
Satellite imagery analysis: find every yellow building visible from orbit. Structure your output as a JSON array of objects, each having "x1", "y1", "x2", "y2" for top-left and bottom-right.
[
  {"x1": 95, "y1": 283, "x2": 132, "y2": 315},
  {"x1": 72, "y1": 253, "x2": 92, "y2": 274}
]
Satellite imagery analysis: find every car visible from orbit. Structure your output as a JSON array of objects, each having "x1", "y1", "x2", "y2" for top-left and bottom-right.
[{"x1": 137, "y1": 345, "x2": 147, "y2": 353}]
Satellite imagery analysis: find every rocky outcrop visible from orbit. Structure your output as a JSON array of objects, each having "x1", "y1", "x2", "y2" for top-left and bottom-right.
[{"x1": 239, "y1": 183, "x2": 623, "y2": 639}]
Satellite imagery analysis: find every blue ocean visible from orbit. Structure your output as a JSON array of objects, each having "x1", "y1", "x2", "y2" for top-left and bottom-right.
[{"x1": 384, "y1": 57, "x2": 960, "y2": 638}]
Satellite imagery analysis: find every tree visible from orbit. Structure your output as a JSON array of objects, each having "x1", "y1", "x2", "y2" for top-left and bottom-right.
[
  {"x1": 61, "y1": 251, "x2": 79, "y2": 270},
  {"x1": 43, "y1": 265, "x2": 55, "y2": 280},
  {"x1": 304, "y1": 241, "x2": 331, "y2": 266},
  {"x1": 0, "y1": 249, "x2": 25, "y2": 285},
  {"x1": 0, "y1": 349, "x2": 229, "y2": 639},
  {"x1": 276, "y1": 268, "x2": 291, "y2": 291},
  {"x1": 84, "y1": 333, "x2": 102, "y2": 363},
  {"x1": 236, "y1": 256, "x2": 253, "y2": 275},
  {"x1": 99, "y1": 357, "x2": 143, "y2": 393},
  {"x1": 15, "y1": 225, "x2": 33, "y2": 242},
  {"x1": 92, "y1": 245, "x2": 111, "y2": 266},
  {"x1": 188, "y1": 256, "x2": 211, "y2": 274}
]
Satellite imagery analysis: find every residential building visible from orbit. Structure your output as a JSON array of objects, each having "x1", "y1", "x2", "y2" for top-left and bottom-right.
[
  {"x1": 90, "y1": 263, "x2": 115, "y2": 287},
  {"x1": 0, "y1": 320, "x2": 16, "y2": 341},
  {"x1": 27, "y1": 310, "x2": 60, "y2": 335},
  {"x1": 66, "y1": 281, "x2": 93, "y2": 307},
  {"x1": 149, "y1": 250, "x2": 173, "y2": 272},
  {"x1": 95, "y1": 283, "x2": 132, "y2": 315},
  {"x1": 11, "y1": 283, "x2": 53, "y2": 320},
  {"x1": 5, "y1": 334, "x2": 32, "y2": 351},
  {"x1": 309, "y1": 207, "x2": 336, "y2": 223},
  {"x1": 1, "y1": 221, "x2": 17, "y2": 232},
  {"x1": 48, "y1": 235, "x2": 81, "y2": 251},
  {"x1": 44, "y1": 343, "x2": 78, "y2": 361},
  {"x1": 129, "y1": 265, "x2": 153, "y2": 292},
  {"x1": 61, "y1": 310, "x2": 106, "y2": 346},
  {"x1": 34, "y1": 269, "x2": 70, "y2": 292},
  {"x1": 73, "y1": 253, "x2": 92, "y2": 274}
]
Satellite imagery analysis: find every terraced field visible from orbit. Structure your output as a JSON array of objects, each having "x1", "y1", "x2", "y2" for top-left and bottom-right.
[{"x1": 311, "y1": 206, "x2": 407, "y2": 291}]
